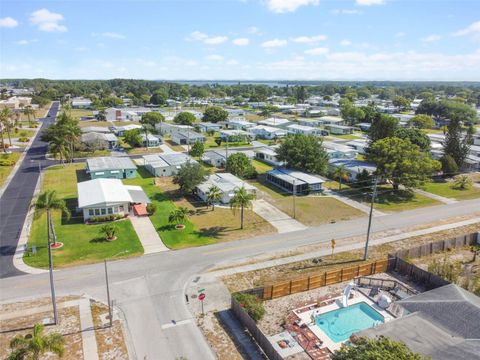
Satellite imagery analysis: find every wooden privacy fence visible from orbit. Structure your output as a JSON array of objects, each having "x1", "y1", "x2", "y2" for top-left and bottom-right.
[
  {"x1": 262, "y1": 259, "x2": 389, "y2": 300},
  {"x1": 388, "y1": 256, "x2": 450, "y2": 290}
]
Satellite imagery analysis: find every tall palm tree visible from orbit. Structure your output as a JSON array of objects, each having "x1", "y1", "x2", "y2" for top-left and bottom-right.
[
  {"x1": 332, "y1": 165, "x2": 350, "y2": 190},
  {"x1": 49, "y1": 139, "x2": 69, "y2": 164},
  {"x1": 34, "y1": 190, "x2": 70, "y2": 248},
  {"x1": 230, "y1": 186, "x2": 256, "y2": 229},
  {"x1": 0, "y1": 108, "x2": 13, "y2": 147},
  {"x1": 23, "y1": 106, "x2": 36, "y2": 125},
  {"x1": 206, "y1": 185, "x2": 222, "y2": 210},
  {"x1": 8, "y1": 323, "x2": 65, "y2": 360}
]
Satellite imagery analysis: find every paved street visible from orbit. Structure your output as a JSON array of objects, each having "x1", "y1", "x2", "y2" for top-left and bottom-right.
[
  {"x1": 0, "y1": 102, "x2": 60, "y2": 278},
  {"x1": 1, "y1": 195, "x2": 480, "y2": 359}
]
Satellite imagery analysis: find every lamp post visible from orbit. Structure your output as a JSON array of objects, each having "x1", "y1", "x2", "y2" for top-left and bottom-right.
[{"x1": 363, "y1": 177, "x2": 378, "y2": 261}]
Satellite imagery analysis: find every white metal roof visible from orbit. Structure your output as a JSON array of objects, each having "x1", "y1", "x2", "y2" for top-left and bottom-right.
[
  {"x1": 86, "y1": 157, "x2": 136, "y2": 172},
  {"x1": 78, "y1": 179, "x2": 132, "y2": 208}
]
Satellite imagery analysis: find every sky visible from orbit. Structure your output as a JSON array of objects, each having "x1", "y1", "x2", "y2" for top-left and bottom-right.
[{"x1": 1, "y1": 0, "x2": 480, "y2": 81}]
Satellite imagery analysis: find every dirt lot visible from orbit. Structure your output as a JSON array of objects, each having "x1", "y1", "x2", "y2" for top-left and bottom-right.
[{"x1": 220, "y1": 218, "x2": 480, "y2": 292}]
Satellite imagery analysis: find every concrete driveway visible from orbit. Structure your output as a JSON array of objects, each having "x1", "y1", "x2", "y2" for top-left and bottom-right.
[{"x1": 252, "y1": 199, "x2": 307, "y2": 233}]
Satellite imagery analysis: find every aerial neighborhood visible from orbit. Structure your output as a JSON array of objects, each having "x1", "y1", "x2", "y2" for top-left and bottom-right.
[{"x1": 1, "y1": 77, "x2": 480, "y2": 360}]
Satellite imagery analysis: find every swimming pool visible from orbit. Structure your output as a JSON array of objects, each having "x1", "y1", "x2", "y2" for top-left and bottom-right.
[{"x1": 315, "y1": 302, "x2": 384, "y2": 343}]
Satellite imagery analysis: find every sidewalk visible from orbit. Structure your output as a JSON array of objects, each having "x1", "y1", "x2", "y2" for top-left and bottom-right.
[
  {"x1": 413, "y1": 188, "x2": 458, "y2": 204},
  {"x1": 325, "y1": 190, "x2": 386, "y2": 217},
  {"x1": 129, "y1": 216, "x2": 169, "y2": 254},
  {"x1": 252, "y1": 199, "x2": 307, "y2": 233}
]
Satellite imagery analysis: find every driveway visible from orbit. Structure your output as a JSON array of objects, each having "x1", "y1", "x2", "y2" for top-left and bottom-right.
[
  {"x1": 252, "y1": 199, "x2": 307, "y2": 233},
  {"x1": 0, "y1": 102, "x2": 60, "y2": 278}
]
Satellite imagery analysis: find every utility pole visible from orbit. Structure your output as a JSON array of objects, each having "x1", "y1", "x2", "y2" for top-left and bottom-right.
[
  {"x1": 47, "y1": 211, "x2": 58, "y2": 324},
  {"x1": 187, "y1": 130, "x2": 191, "y2": 153},
  {"x1": 363, "y1": 177, "x2": 378, "y2": 261},
  {"x1": 292, "y1": 179, "x2": 296, "y2": 219},
  {"x1": 104, "y1": 260, "x2": 113, "y2": 327}
]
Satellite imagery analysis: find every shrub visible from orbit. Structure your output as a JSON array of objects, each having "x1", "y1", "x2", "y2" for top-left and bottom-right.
[
  {"x1": 0, "y1": 159, "x2": 16, "y2": 166},
  {"x1": 18, "y1": 137, "x2": 30, "y2": 143},
  {"x1": 233, "y1": 292, "x2": 265, "y2": 322},
  {"x1": 452, "y1": 174, "x2": 473, "y2": 190},
  {"x1": 146, "y1": 203, "x2": 157, "y2": 215},
  {"x1": 89, "y1": 214, "x2": 124, "y2": 223}
]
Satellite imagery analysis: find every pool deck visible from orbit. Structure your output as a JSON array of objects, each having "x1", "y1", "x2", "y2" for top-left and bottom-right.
[{"x1": 294, "y1": 291, "x2": 395, "y2": 352}]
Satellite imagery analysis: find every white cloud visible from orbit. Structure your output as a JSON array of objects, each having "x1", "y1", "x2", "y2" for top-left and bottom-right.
[
  {"x1": 291, "y1": 35, "x2": 327, "y2": 44},
  {"x1": 261, "y1": 39, "x2": 288, "y2": 48},
  {"x1": 233, "y1": 38, "x2": 250, "y2": 46},
  {"x1": 226, "y1": 59, "x2": 239, "y2": 65},
  {"x1": 29, "y1": 9, "x2": 67, "y2": 32},
  {"x1": 265, "y1": 0, "x2": 320, "y2": 13},
  {"x1": 187, "y1": 31, "x2": 228, "y2": 45},
  {"x1": 74, "y1": 47, "x2": 89, "y2": 52},
  {"x1": 395, "y1": 32, "x2": 406, "y2": 38},
  {"x1": 421, "y1": 34, "x2": 442, "y2": 42},
  {"x1": 205, "y1": 54, "x2": 224, "y2": 61},
  {"x1": 102, "y1": 32, "x2": 126, "y2": 39},
  {"x1": 452, "y1": 21, "x2": 480, "y2": 37},
  {"x1": 0, "y1": 17, "x2": 19, "y2": 28},
  {"x1": 247, "y1": 26, "x2": 262, "y2": 35},
  {"x1": 15, "y1": 40, "x2": 29, "y2": 45},
  {"x1": 332, "y1": 9, "x2": 363, "y2": 15},
  {"x1": 304, "y1": 47, "x2": 329, "y2": 55},
  {"x1": 340, "y1": 39, "x2": 352, "y2": 46},
  {"x1": 355, "y1": 0, "x2": 385, "y2": 5}
]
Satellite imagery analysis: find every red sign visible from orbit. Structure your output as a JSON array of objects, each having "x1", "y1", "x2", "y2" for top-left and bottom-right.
[{"x1": 198, "y1": 293, "x2": 206, "y2": 301}]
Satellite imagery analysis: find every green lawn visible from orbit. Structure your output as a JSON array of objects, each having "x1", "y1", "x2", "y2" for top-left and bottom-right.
[
  {"x1": 421, "y1": 181, "x2": 480, "y2": 200},
  {"x1": 73, "y1": 149, "x2": 111, "y2": 158},
  {"x1": 12, "y1": 129, "x2": 36, "y2": 138},
  {"x1": 346, "y1": 185, "x2": 440, "y2": 212},
  {"x1": 252, "y1": 160, "x2": 273, "y2": 174},
  {"x1": 24, "y1": 164, "x2": 144, "y2": 268},
  {"x1": 123, "y1": 167, "x2": 216, "y2": 249},
  {"x1": 0, "y1": 152, "x2": 21, "y2": 188},
  {"x1": 70, "y1": 109, "x2": 94, "y2": 119},
  {"x1": 330, "y1": 133, "x2": 362, "y2": 140}
]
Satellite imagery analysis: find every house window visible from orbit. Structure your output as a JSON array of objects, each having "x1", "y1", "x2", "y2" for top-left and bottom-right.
[
  {"x1": 101, "y1": 208, "x2": 106, "y2": 215},
  {"x1": 119, "y1": 205, "x2": 124, "y2": 211},
  {"x1": 114, "y1": 206, "x2": 118, "y2": 213},
  {"x1": 107, "y1": 208, "x2": 113, "y2": 214},
  {"x1": 88, "y1": 209, "x2": 94, "y2": 216},
  {"x1": 95, "y1": 209, "x2": 100, "y2": 216}
]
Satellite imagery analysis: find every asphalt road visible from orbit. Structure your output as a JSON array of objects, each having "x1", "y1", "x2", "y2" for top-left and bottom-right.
[
  {"x1": 1, "y1": 196, "x2": 479, "y2": 359},
  {"x1": 0, "y1": 101, "x2": 60, "y2": 278}
]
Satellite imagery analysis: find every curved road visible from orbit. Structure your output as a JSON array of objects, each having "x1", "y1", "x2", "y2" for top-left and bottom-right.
[
  {"x1": 0, "y1": 101, "x2": 60, "y2": 278},
  {"x1": 1, "y1": 194, "x2": 479, "y2": 359}
]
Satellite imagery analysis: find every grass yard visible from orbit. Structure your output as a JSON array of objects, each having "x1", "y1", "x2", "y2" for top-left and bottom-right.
[
  {"x1": 0, "y1": 152, "x2": 21, "y2": 188},
  {"x1": 252, "y1": 159, "x2": 273, "y2": 174},
  {"x1": 124, "y1": 168, "x2": 276, "y2": 249},
  {"x1": 347, "y1": 185, "x2": 440, "y2": 212},
  {"x1": 164, "y1": 140, "x2": 185, "y2": 152},
  {"x1": 24, "y1": 164, "x2": 143, "y2": 269},
  {"x1": 11, "y1": 129, "x2": 36, "y2": 138},
  {"x1": 73, "y1": 149, "x2": 110, "y2": 158},
  {"x1": 245, "y1": 113, "x2": 263, "y2": 122},
  {"x1": 421, "y1": 180, "x2": 480, "y2": 201},
  {"x1": 70, "y1": 108, "x2": 94, "y2": 119},
  {"x1": 329, "y1": 133, "x2": 362, "y2": 140},
  {"x1": 78, "y1": 120, "x2": 112, "y2": 128},
  {"x1": 273, "y1": 196, "x2": 365, "y2": 226},
  {"x1": 127, "y1": 147, "x2": 164, "y2": 155},
  {"x1": 323, "y1": 180, "x2": 352, "y2": 191}
]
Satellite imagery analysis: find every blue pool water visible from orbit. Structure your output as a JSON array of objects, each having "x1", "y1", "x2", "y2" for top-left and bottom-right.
[{"x1": 315, "y1": 302, "x2": 384, "y2": 343}]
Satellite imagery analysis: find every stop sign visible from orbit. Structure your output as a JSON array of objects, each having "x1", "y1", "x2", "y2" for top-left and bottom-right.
[{"x1": 198, "y1": 293, "x2": 206, "y2": 301}]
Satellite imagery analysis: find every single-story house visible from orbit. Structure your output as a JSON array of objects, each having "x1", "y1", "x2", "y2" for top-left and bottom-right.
[
  {"x1": 468, "y1": 144, "x2": 480, "y2": 157},
  {"x1": 156, "y1": 122, "x2": 194, "y2": 135},
  {"x1": 254, "y1": 146, "x2": 282, "y2": 167},
  {"x1": 71, "y1": 97, "x2": 92, "y2": 108},
  {"x1": 392, "y1": 113, "x2": 415, "y2": 127},
  {"x1": 170, "y1": 130, "x2": 206, "y2": 145},
  {"x1": 219, "y1": 129, "x2": 252, "y2": 142},
  {"x1": 77, "y1": 178, "x2": 150, "y2": 221},
  {"x1": 141, "y1": 133, "x2": 161, "y2": 147},
  {"x1": 86, "y1": 156, "x2": 137, "y2": 179},
  {"x1": 198, "y1": 122, "x2": 223, "y2": 133},
  {"x1": 328, "y1": 159, "x2": 377, "y2": 181},
  {"x1": 143, "y1": 152, "x2": 195, "y2": 177},
  {"x1": 323, "y1": 141, "x2": 358, "y2": 160},
  {"x1": 197, "y1": 173, "x2": 257, "y2": 204},
  {"x1": 298, "y1": 118, "x2": 323, "y2": 127},
  {"x1": 202, "y1": 148, "x2": 255, "y2": 168},
  {"x1": 358, "y1": 284, "x2": 480, "y2": 360},
  {"x1": 226, "y1": 119, "x2": 256, "y2": 130},
  {"x1": 111, "y1": 124, "x2": 143, "y2": 136},
  {"x1": 81, "y1": 132, "x2": 118, "y2": 150},
  {"x1": 105, "y1": 108, "x2": 142, "y2": 122},
  {"x1": 259, "y1": 117, "x2": 291, "y2": 128},
  {"x1": 357, "y1": 123, "x2": 371, "y2": 132},
  {"x1": 266, "y1": 168, "x2": 325, "y2": 194},
  {"x1": 286, "y1": 124, "x2": 321, "y2": 136},
  {"x1": 81, "y1": 126, "x2": 112, "y2": 134},
  {"x1": 249, "y1": 125, "x2": 288, "y2": 140},
  {"x1": 319, "y1": 116, "x2": 346, "y2": 126},
  {"x1": 325, "y1": 124, "x2": 355, "y2": 135},
  {"x1": 346, "y1": 139, "x2": 369, "y2": 154}
]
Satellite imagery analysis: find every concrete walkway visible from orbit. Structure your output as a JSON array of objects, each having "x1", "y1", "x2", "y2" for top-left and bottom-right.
[
  {"x1": 160, "y1": 144, "x2": 178, "y2": 154},
  {"x1": 79, "y1": 298, "x2": 99, "y2": 360},
  {"x1": 325, "y1": 190, "x2": 386, "y2": 217},
  {"x1": 129, "y1": 216, "x2": 169, "y2": 254},
  {"x1": 413, "y1": 188, "x2": 458, "y2": 204},
  {"x1": 252, "y1": 199, "x2": 307, "y2": 233}
]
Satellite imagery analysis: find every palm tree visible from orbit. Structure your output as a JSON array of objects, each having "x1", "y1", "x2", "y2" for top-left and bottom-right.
[
  {"x1": 8, "y1": 323, "x2": 65, "y2": 360},
  {"x1": 23, "y1": 106, "x2": 36, "y2": 124},
  {"x1": 34, "y1": 190, "x2": 70, "y2": 248},
  {"x1": 452, "y1": 174, "x2": 473, "y2": 190},
  {"x1": 0, "y1": 108, "x2": 13, "y2": 147},
  {"x1": 49, "y1": 138, "x2": 69, "y2": 164},
  {"x1": 332, "y1": 165, "x2": 349, "y2": 190},
  {"x1": 229, "y1": 186, "x2": 256, "y2": 229},
  {"x1": 100, "y1": 223, "x2": 117, "y2": 240},
  {"x1": 206, "y1": 185, "x2": 222, "y2": 210},
  {"x1": 168, "y1": 207, "x2": 189, "y2": 226}
]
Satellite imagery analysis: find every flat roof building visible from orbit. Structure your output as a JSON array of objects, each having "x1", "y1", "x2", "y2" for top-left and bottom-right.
[
  {"x1": 143, "y1": 152, "x2": 195, "y2": 177},
  {"x1": 266, "y1": 168, "x2": 325, "y2": 194},
  {"x1": 86, "y1": 156, "x2": 137, "y2": 179}
]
